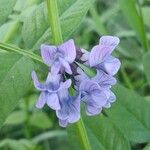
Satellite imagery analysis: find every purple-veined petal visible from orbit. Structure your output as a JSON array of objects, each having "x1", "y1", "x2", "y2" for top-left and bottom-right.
[
  {"x1": 46, "y1": 72, "x2": 61, "y2": 86},
  {"x1": 60, "y1": 79, "x2": 72, "y2": 89},
  {"x1": 99, "y1": 36, "x2": 120, "y2": 52},
  {"x1": 46, "y1": 93, "x2": 60, "y2": 110},
  {"x1": 103, "y1": 91, "x2": 116, "y2": 108},
  {"x1": 51, "y1": 61, "x2": 61, "y2": 74},
  {"x1": 91, "y1": 91, "x2": 108, "y2": 107},
  {"x1": 89, "y1": 45, "x2": 112, "y2": 67},
  {"x1": 59, "y1": 119, "x2": 68, "y2": 127},
  {"x1": 31, "y1": 71, "x2": 46, "y2": 91},
  {"x1": 59, "y1": 57, "x2": 72, "y2": 74},
  {"x1": 75, "y1": 67, "x2": 89, "y2": 84},
  {"x1": 36, "y1": 92, "x2": 46, "y2": 109},
  {"x1": 68, "y1": 94, "x2": 81, "y2": 123},
  {"x1": 80, "y1": 48, "x2": 90, "y2": 63},
  {"x1": 41, "y1": 44, "x2": 56, "y2": 66},
  {"x1": 58, "y1": 39, "x2": 76, "y2": 63},
  {"x1": 86, "y1": 105, "x2": 102, "y2": 116},
  {"x1": 92, "y1": 70, "x2": 116, "y2": 88},
  {"x1": 102, "y1": 56, "x2": 121, "y2": 75},
  {"x1": 79, "y1": 80, "x2": 101, "y2": 93},
  {"x1": 89, "y1": 45, "x2": 101, "y2": 67}
]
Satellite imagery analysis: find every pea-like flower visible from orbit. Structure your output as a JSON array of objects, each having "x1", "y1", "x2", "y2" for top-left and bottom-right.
[
  {"x1": 32, "y1": 36, "x2": 121, "y2": 127},
  {"x1": 41, "y1": 39, "x2": 76, "y2": 74},
  {"x1": 56, "y1": 90, "x2": 81, "y2": 127},
  {"x1": 81, "y1": 36, "x2": 121, "y2": 75},
  {"x1": 75, "y1": 68, "x2": 116, "y2": 115},
  {"x1": 31, "y1": 71, "x2": 71, "y2": 110}
]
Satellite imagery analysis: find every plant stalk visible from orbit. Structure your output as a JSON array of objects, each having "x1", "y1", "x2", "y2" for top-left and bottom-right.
[{"x1": 46, "y1": 1, "x2": 91, "y2": 150}]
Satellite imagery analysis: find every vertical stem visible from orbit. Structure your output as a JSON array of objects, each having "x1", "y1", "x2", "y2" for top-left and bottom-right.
[
  {"x1": 46, "y1": 0, "x2": 63, "y2": 44},
  {"x1": 76, "y1": 117, "x2": 92, "y2": 150},
  {"x1": 46, "y1": 1, "x2": 91, "y2": 150}
]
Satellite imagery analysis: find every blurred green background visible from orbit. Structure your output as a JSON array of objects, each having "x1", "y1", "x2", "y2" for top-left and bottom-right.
[{"x1": 0, "y1": 0, "x2": 150, "y2": 149}]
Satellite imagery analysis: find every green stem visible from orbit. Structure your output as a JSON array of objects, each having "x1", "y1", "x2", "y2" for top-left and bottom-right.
[
  {"x1": 46, "y1": 1, "x2": 91, "y2": 150},
  {"x1": 76, "y1": 117, "x2": 92, "y2": 150},
  {"x1": 0, "y1": 42, "x2": 43, "y2": 63},
  {"x1": 46, "y1": 0, "x2": 63, "y2": 44},
  {"x1": 121, "y1": 67, "x2": 134, "y2": 89}
]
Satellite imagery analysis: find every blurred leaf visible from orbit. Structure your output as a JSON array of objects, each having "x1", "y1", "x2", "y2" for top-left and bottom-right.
[
  {"x1": 68, "y1": 115, "x2": 130, "y2": 150},
  {"x1": 5, "y1": 110, "x2": 26, "y2": 125},
  {"x1": 0, "y1": 53, "x2": 34, "y2": 128},
  {"x1": 29, "y1": 111, "x2": 52, "y2": 129},
  {"x1": 106, "y1": 84, "x2": 150, "y2": 143},
  {"x1": 22, "y1": 0, "x2": 93, "y2": 48},
  {"x1": 118, "y1": 0, "x2": 149, "y2": 51},
  {"x1": 32, "y1": 130, "x2": 67, "y2": 144},
  {"x1": 144, "y1": 143, "x2": 150, "y2": 150},
  {"x1": 0, "y1": 139, "x2": 37, "y2": 150},
  {"x1": 142, "y1": 7, "x2": 150, "y2": 27},
  {"x1": 0, "y1": 0, "x2": 17, "y2": 25},
  {"x1": 143, "y1": 52, "x2": 150, "y2": 85}
]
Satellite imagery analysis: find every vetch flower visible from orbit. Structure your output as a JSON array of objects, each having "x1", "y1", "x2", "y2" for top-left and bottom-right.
[
  {"x1": 41, "y1": 39, "x2": 76, "y2": 74},
  {"x1": 31, "y1": 71, "x2": 71, "y2": 110},
  {"x1": 76, "y1": 68, "x2": 116, "y2": 115},
  {"x1": 80, "y1": 36, "x2": 121, "y2": 75},
  {"x1": 56, "y1": 90, "x2": 81, "y2": 127},
  {"x1": 31, "y1": 36, "x2": 121, "y2": 127},
  {"x1": 79, "y1": 80, "x2": 107, "y2": 116}
]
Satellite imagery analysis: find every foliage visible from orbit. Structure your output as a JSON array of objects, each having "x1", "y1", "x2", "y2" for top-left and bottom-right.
[{"x1": 0, "y1": 0, "x2": 150, "y2": 149}]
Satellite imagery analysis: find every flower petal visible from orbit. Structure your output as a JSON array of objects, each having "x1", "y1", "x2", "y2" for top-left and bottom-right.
[
  {"x1": 99, "y1": 36, "x2": 120, "y2": 52},
  {"x1": 58, "y1": 39, "x2": 76, "y2": 63},
  {"x1": 31, "y1": 71, "x2": 46, "y2": 91},
  {"x1": 46, "y1": 93, "x2": 60, "y2": 110},
  {"x1": 51, "y1": 61, "x2": 61, "y2": 74},
  {"x1": 79, "y1": 80, "x2": 100, "y2": 93},
  {"x1": 46, "y1": 72, "x2": 61, "y2": 85},
  {"x1": 59, "y1": 119, "x2": 68, "y2": 127},
  {"x1": 80, "y1": 48, "x2": 90, "y2": 63},
  {"x1": 36, "y1": 92, "x2": 46, "y2": 109},
  {"x1": 91, "y1": 91, "x2": 107, "y2": 107},
  {"x1": 60, "y1": 79, "x2": 72, "y2": 89},
  {"x1": 92, "y1": 70, "x2": 116, "y2": 88},
  {"x1": 86, "y1": 105, "x2": 102, "y2": 116},
  {"x1": 41, "y1": 44, "x2": 56, "y2": 66},
  {"x1": 103, "y1": 91, "x2": 116, "y2": 108},
  {"x1": 89, "y1": 36, "x2": 120, "y2": 67},
  {"x1": 59, "y1": 57, "x2": 72, "y2": 74},
  {"x1": 102, "y1": 56, "x2": 121, "y2": 75}
]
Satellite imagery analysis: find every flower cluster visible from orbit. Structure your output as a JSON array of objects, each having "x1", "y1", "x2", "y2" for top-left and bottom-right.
[{"x1": 32, "y1": 36, "x2": 121, "y2": 127}]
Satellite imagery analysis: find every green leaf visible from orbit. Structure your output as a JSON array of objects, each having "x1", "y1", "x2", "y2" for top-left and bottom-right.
[
  {"x1": 29, "y1": 111, "x2": 52, "y2": 129},
  {"x1": 118, "y1": 0, "x2": 148, "y2": 51},
  {"x1": 142, "y1": 7, "x2": 150, "y2": 27},
  {"x1": 68, "y1": 115, "x2": 130, "y2": 150},
  {"x1": 0, "y1": 139, "x2": 36, "y2": 150},
  {"x1": 106, "y1": 84, "x2": 150, "y2": 143},
  {"x1": 143, "y1": 52, "x2": 150, "y2": 85},
  {"x1": 5, "y1": 110, "x2": 26, "y2": 125},
  {"x1": 22, "y1": 0, "x2": 93, "y2": 48},
  {"x1": 0, "y1": 53, "x2": 34, "y2": 128},
  {"x1": 0, "y1": 0, "x2": 17, "y2": 25},
  {"x1": 144, "y1": 143, "x2": 150, "y2": 150}
]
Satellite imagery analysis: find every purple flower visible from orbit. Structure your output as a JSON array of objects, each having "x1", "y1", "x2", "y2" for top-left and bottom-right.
[
  {"x1": 56, "y1": 90, "x2": 81, "y2": 127},
  {"x1": 76, "y1": 68, "x2": 116, "y2": 115},
  {"x1": 41, "y1": 39, "x2": 76, "y2": 74},
  {"x1": 79, "y1": 80, "x2": 107, "y2": 116},
  {"x1": 81, "y1": 36, "x2": 121, "y2": 75},
  {"x1": 31, "y1": 71, "x2": 71, "y2": 110},
  {"x1": 75, "y1": 67, "x2": 116, "y2": 88}
]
